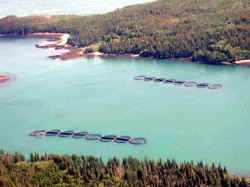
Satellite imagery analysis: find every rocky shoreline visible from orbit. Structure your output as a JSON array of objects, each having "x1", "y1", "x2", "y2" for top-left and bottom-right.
[
  {"x1": 0, "y1": 74, "x2": 11, "y2": 83},
  {"x1": 23, "y1": 32, "x2": 140, "y2": 60}
]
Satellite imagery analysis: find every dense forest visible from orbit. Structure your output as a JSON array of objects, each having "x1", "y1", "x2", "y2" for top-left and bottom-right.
[
  {"x1": 0, "y1": 0, "x2": 250, "y2": 64},
  {"x1": 0, "y1": 151, "x2": 249, "y2": 186}
]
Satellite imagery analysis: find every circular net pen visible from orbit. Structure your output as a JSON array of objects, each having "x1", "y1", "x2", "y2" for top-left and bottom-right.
[
  {"x1": 85, "y1": 134, "x2": 102, "y2": 141},
  {"x1": 115, "y1": 136, "x2": 131, "y2": 143},
  {"x1": 130, "y1": 138, "x2": 147, "y2": 145},
  {"x1": 208, "y1": 84, "x2": 223, "y2": 89},
  {"x1": 196, "y1": 83, "x2": 209, "y2": 88},
  {"x1": 184, "y1": 82, "x2": 197, "y2": 87},
  {"x1": 144, "y1": 77, "x2": 155, "y2": 81},
  {"x1": 154, "y1": 78, "x2": 165, "y2": 82},
  {"x1": 28, "y1": 130, "x2": 46, "y2": 137},
  {"x1": 173, "y1": 80, "x2": 185, "y2": 86},
  {"x1": 58, "y1": 130, "x2": 74, "y2": 137},
  {"x1": 100, "y1": 135, "x2": 117, "y2": 142},
  {"x1": 164, "y1": 79, "x2": 176, "y2": 84},
  {"x1": 72, "y1": 131, "x2": 88, "y2": 139},
  {"x1": 45, "y1": 129, "x2": 61, "y2": 136},
  {"x1": 134, "y1": 75, "x2": 146, "y2": 80}
]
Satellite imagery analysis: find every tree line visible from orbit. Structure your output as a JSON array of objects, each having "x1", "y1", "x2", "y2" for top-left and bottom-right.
[
  {"x1": 0, "y1": 150, "x2": 249, "y2": 186},
  {"x1": 0, "y1": 0, "x2": 249, "y2": 64}
]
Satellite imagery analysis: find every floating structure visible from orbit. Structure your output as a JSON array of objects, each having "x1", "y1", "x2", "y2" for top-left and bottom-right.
[
  {"x1": 45, "y1": 129, "x2": 61, "y2": 136},
  {"x1": 154, "y1": 78, "x2": 165, "y2": 82},
  {"x1": 130, "y1": 138, "x2": 147, "y2": 145},
  {"x1": 72, "y1": 131, "x2": 88, "y2": 139},
  {"x1": 134, "y1": 76, "x2": 223, "y2": 89},
  {"x1": 85, "y1": 134, "x2": 102, "y2": 140},
  {"x1": 143, "y1": 77, "x2": 155, "y2": 81},
  {"x1": 100, "y1": 135, "x2": 117, "y2": 142},
  {"x1": 58, "y1": 130, "x2": 74, "y2": 137},
  {"x1": 183, "y1": 82, "x2": 197, "y2": 87},
  {"x1": 115, "y1": 136, "x2": 131, "y2": 143},
  {"x1": 208, "y1": 84, "x2": 223, "y2": 89},
  {"x1": 28, "y1": 130, "x2": 146, "y2": 145},
  {"x1": 196, "y1": 83, "x2": 209, "y2": 88},
  {"x1": 28, "y1": 130, "x2": 46, "y2": 137},
  {"x1": 164, "y1": 79, "x2": 176, "y2": 84},
  {"x1": 173, "y1": 80, "x2": 185, "y2": 86},
  {"x1": 134, "y1": 75, "x2": 146, "y2": 80}
]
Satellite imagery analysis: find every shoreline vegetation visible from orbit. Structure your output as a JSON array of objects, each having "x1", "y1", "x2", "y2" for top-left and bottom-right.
[
  {"x1": 0, "y1": 151, "x2": 249, "y2": 186},
  {"x1": 0, "y1": 0, "x2": 249, "y2": 65},
  {"x1": 1, "y1": 32, "x2": 250, "y2": 65},
  {"x1": 0, "y1": 32, "x2": 142, "y2": 61}
]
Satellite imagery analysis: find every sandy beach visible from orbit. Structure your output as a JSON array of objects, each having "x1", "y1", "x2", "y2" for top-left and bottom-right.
[
  {"x1": 30, "y1": 32, "x2": 250, "y2": 64},
  {"x1": 1, "y1": 32, "x2": 249, "y2": 64},
  {"x1": 235, "y1": 60, "x2": 250, "y2": 65},
  {"x1": 32, "y1": 32, "x2": 141, "y2": 60},
  {"x1": 33, "y1": 33, "x2": 69, "y2": 46}
]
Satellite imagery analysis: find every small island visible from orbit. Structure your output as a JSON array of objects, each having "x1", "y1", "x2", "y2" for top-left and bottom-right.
[{"x1": 0, "y1": 74, "x2": 10, "y2": 83}]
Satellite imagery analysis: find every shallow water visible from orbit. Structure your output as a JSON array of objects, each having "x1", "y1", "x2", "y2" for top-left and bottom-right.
[
  {"x1": 0, "y1": 0, "x2": 154, "y2": 17},
  {"x1": 0, "y1": 37, "x2": 250, "y2": 174}
]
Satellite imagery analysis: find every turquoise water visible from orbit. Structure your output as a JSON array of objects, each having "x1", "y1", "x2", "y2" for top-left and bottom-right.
[
  {"x1": 0, "y1": 37, "x2": 250, "y2": 174},
  {"x1": 0, "y1": 0, "x2": 154, "y2": 17}
]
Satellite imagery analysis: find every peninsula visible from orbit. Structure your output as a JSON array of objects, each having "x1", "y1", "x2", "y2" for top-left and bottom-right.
[{"x1": 0, "y1": 0, "x2": 249, "y2": 64}]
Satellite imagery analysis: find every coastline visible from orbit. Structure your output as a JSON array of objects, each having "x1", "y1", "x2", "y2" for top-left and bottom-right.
[
  {"x1": 30, "y1": 32, "x2": 141, "y2": 60},
  {"x1": 1, "y1": 32, "x2": 250, "y2": 65},
  {"x1": 235, "y1": 60, "x2": 250, "y2": 65},
  {"x1": 30, "y1": 32, "x2": 250, "y2": 65}
]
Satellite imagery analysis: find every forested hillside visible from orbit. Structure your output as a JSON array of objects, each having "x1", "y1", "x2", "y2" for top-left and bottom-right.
[
  {"x1": 0, "y1": 0, "x2": 250, "y2": 64},
  {"x1": 0, "y1": 151, "x2": 249, "y2": 186}
]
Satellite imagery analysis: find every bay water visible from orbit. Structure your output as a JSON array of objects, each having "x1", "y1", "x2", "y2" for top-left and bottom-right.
[
  {"x1": 1, "y1": 0, "x2": 250, "y2": 175},
  {"x1": 0, "y1": 37, "x2": 250, "y2": 174}
]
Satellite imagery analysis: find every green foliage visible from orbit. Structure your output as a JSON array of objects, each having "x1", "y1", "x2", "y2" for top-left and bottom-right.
[
  {"x1": 0, "y1": 152, "x2": 249, "y2": 186},
  {"x1": 0, "y1": 0, "x2": 250, "y2": 64}
]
